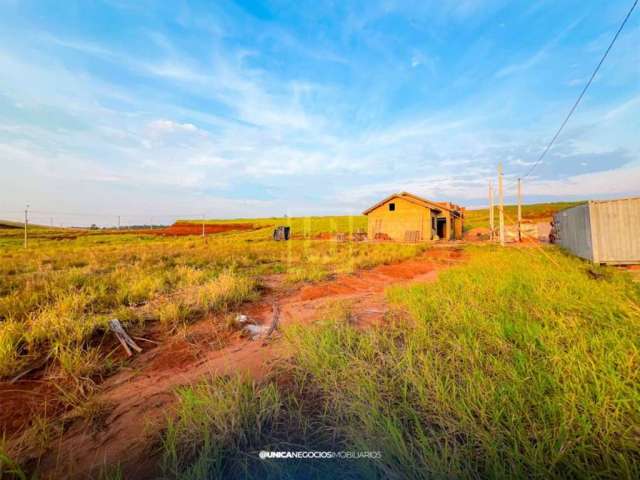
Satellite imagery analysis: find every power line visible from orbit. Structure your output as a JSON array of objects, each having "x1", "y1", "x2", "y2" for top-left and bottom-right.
[{"x1": 518, "y1": 0, "x2": 637, "y2": 182}]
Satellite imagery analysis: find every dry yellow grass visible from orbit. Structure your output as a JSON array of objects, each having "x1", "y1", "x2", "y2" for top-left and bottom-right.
[{"x1": 0, "y1": 225, "x2": 427, "y2": 379}]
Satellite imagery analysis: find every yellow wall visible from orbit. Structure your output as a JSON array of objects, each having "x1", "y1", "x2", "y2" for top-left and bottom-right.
[
  {"x1": 367, "y1": 197, "x2": 436, "y2": 241},
  {"x1": 453, "y1": 216, "x2": 463, "y2": 239}
]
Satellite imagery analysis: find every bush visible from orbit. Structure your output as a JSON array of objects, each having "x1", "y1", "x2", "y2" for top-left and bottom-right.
[{"x1": 195, "y1": 271, "x2": 257, "y2": 313}]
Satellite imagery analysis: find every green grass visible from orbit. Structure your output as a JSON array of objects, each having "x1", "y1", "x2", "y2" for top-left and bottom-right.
[
  {"x1": 162, "y1": 376, "x2": 284, "y2": 480},
  {"x1": 0, "y1": 446, "x2": 28, "y2": 480},
  {"x1": 164, "y1": 245, "x2": 640, "y2": 479}
]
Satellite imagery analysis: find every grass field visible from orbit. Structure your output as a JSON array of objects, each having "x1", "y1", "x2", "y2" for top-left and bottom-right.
[
  {"x1": 0, "y1": 223, "x2": 425, "y2": 379},
  {"x1": 2, "y1": 205, "x2": 637, "y2": 479},
  {"x1": 163, "y1": 246, "x2": 640, "y2": 479}
]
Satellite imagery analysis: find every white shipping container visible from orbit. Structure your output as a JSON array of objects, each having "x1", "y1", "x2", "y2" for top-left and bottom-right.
[{"x1": 553, "y1": 198, "x2": 640, "y2": 265}]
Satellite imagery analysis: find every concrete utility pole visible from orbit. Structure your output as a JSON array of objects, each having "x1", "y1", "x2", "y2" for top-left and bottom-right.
[
  {"x1": 24, "y1": 204, "x2": 29, "y2": 248},
  {"x1": 201, "y1": 214, "x2": 205, "y2": 238},
  {"x1": 498, "y1": 163, "x2": 505, "y2": 246},
  {"x1": 118, "y1": 215, "x2": 121, "y2": 230},
  {"x1": 489, "y1": 181, "x2": 495, "y2": 241},
  {"x1": 517, "y1": 178, "x2": 522, "y2": 242}
]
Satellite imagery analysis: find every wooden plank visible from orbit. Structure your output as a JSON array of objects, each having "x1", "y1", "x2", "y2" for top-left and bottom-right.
[{"x1": 109, "y1": 319, "x2": 142, "y2": 356}]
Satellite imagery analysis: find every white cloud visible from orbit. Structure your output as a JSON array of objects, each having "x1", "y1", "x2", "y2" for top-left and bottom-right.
[
  {"x1": 526, "y1": 164, "x2": 640, "y2": 197},
  {"x1": 146, "y1": 119, "x2": 202, "y2": 136}
]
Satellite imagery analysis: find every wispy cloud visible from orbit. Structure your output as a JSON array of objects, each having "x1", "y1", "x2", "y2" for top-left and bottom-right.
[
  {"x1": 494, "y1": 17, "x2": 583, "y2": 79},
  {"x1": 0, "y1": 0, "x2": 638, "y2": 224}
]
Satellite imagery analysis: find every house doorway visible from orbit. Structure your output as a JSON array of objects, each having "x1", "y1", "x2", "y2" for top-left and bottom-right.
[{"x1": 436, "y1": 218, "x2": 447, "y2": 240}]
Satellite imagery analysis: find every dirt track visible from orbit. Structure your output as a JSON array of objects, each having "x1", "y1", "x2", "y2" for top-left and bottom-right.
[{"x1": 25, "y1": 247, "x2": 465, "y2": 479}]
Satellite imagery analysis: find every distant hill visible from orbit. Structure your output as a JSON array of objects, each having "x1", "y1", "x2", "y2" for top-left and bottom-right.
[
  {"x1": 0, "y1": 219, "x2": 59, "y2": 230},
  {"x1": 464, "y1": 201, "x2": 584, "y2": 231},
  {"x1": 0, "y1": 220, "x2": 24, "y2": 229}
]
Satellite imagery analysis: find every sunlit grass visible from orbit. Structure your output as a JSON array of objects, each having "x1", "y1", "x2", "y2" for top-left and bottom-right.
[
  {"x1": 0, "y1": 226, "x2": 428, "y2": 379},
  {"x1": 163, "y1": 246, "x2": 640, "y2": 479}
]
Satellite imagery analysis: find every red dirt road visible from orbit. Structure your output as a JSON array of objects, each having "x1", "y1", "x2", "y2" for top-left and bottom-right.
[{"x1": 21, "y1": 247, "x2": 465, "y2": 479}]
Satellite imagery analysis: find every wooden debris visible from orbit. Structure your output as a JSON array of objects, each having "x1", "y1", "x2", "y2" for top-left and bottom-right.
[
  {"x1": 353, "y1": 229, "x2": 367, "y2": 242},
  {"x1": 132, "y1": 336, "x2": 159, "y2": 345},
  {"x1": 404, "y1": 230, "x2": 421, "y2": 242},
  {"x1": 109, "y1": 319, "x2": 142, "y2": 357},
  {"x1": 265, "y1": 302, "x2": 280, "y2": 338},
  {"x1": 334, "y1": 232, "x2": 347, "y2": 242}
]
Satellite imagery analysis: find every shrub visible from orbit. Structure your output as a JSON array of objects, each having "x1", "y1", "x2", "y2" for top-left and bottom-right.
[
  {"x1": 195, "y1": 272, "x2": 257, "y2": 313},
  {"x1": 157, "y1": 300, "x2": 193, "y2": 328}
]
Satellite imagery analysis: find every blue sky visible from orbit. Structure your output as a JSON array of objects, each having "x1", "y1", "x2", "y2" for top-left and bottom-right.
[{"x1": 0, "y1": 0, "x2": 638, "y2": 226}]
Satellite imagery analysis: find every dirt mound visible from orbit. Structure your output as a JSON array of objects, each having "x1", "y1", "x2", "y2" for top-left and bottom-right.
[
  {"x1": 0, "y1": 381, "x2": 62, "y2": 436},
  {"x1": 465, "y1": 227, "x2": 490, "y2": 240},
  {"x1": 149, "y1": 222, "x2": 255, "y2": 236}
]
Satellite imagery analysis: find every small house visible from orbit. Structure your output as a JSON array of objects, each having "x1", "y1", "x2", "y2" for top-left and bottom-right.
[
  {"x1": 553, "y1": 197, "x2": 640, "y2": 264},
  {"x1": 362, "y1": 192, "x2": 464, "y2": 242}
]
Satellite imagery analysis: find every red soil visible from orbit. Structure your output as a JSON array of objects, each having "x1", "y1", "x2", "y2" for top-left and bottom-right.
[
  {"x1": 147, "y1": 222, "x2": 256, "y2": 236},
  {"x1": 0, "y1": 381, "x2": 63, "y2": 437},
  {"x1": 10, "y1": 247, "x2": 465, "y2": 479}
]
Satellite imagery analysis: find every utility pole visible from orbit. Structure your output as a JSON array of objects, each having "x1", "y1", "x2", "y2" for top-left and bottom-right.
[
  {"x1": 517, "y1": 178, "x2": 522, "y2": 242},
  {"x1": 201, "y1": 214, "x2": 205, "y2": 238},
  {"x1": 498, "y1": 163, "x2": 505, "y2": 246},
  {"x1": 24, "y1": 204, "x2": 29, "y2": 248},
  {"x1": 118, "y1": 215, "x2": 121, "y2": 230},
  {"x1": 489, "y1": 181, "x2": 494, "y2": 241}
]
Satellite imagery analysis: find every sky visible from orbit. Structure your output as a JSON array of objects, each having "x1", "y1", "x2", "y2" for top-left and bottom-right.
[{"x1": 0, "y1": 0, "x2": 638, "y2": 226}]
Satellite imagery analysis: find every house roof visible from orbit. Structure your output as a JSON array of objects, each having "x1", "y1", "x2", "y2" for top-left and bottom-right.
[{"x1": 362, "y1": 191, "x2": 449, "y2": 215}]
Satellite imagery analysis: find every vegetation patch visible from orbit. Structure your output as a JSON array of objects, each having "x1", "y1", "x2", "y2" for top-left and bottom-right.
[
  {"x1": 0, "y1": 226, "x2": 426, "y2": 380},
  {"x1": 163, "y1": 246, "x2": 640, "y2": 479}
]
